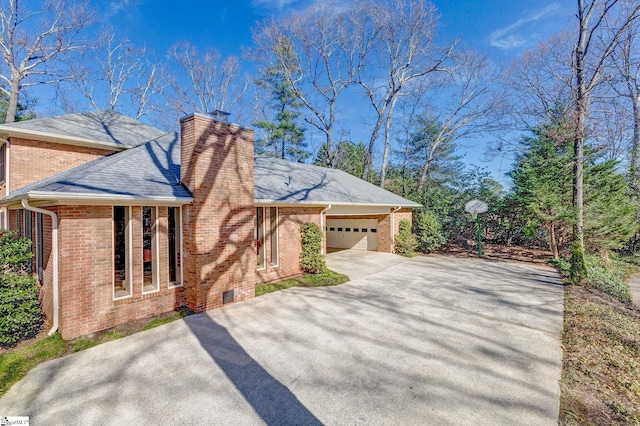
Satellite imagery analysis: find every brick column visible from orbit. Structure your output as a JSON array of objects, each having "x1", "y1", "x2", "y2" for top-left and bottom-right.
[{"x1": 180, "y1": 113, "x2": 256, "y2": 313}]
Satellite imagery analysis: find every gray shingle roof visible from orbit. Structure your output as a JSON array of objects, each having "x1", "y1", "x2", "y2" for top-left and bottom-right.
[
  {"x1": 5, "y1": 112, "x2": 418, "y2": 208},
  {"x1": 0, "y1": 110, "x2": 167, "y2": 149},
  {"x1": 9, "y1": 133, "x2": 192, "y2": 203},
  {"x1": 254, "y1": 156, "x2": 420, "y2": 207}
]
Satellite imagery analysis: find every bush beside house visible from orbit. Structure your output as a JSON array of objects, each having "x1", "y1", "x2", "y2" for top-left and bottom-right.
[
  {"x1": 395, "y1": 219, "x2": 418, "y2": 257},
  {"x1": 300, "y1": 222, "x2": 327, "y2": 274},
  {"x1": 0, "y1": 231, "x2": 43, "y2": 347}
]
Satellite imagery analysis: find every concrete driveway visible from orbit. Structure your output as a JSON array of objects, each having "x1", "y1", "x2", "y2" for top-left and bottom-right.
[{"x1": 0, "y1": 252, "x2": 564, "y2": 425}]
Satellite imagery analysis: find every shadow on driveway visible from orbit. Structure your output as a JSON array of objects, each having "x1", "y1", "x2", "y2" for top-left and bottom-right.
[{"x1": 184, "y1": 314, "x2": 322, "y2": 426}]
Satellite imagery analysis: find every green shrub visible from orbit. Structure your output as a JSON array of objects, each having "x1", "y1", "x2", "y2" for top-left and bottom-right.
[
  {"x1": 300, "y1": 222, "x2": 326, "y2": 274},
  {"x1": 0, "y1": 230, "x2": 33, "y2": 273},
  {"x1": 0, "y1": 231, "x2": 43, "y2": 347},
  {"x1": 413, "y1": 210, "x2": 446, "y2": 253},
  {"x1": 583, "y1": 254, "x2": 634, "y2": 304},
  {"x1": 395, "y1": 218, "x2": 418, "y2": 258},
  {"x1": 569, "y1": 242, "x2": 587, "y2": 285}
]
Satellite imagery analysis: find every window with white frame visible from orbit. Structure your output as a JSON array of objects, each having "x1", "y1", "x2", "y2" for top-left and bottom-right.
[
  {"x1": 269, "y1": 207, "x2": 278, "y2": 267},
  {"x1": 0, "y1": 144, "x2": 5, "y2": 185},
  {"x1": 113, "y1": 206, "x2": 131, "y2": 299},
  {"x1": 24, "y1": 210, "x2": 32, "y2": 272},
  {"x1": 256, "y1": 207, "x2": 265, "y2": 269},
  {"x1": 16, "y1": 208, "x2": 23, "y2": 237},
  {"x1": 167, "y1": 206, "x2": 182, "y2": 287},
  {"x1": 36, "y1": 213, "x2": 44, "y2": 282},
  {"x1": 142, "y1": 206, "x2": 159, "y2": 293}
]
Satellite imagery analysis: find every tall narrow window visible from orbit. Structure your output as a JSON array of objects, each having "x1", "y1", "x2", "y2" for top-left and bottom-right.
[
  {"x1": 256, "y1": 207, "x2": 265, "y2": 269},
  {"x1": 168, "y1": 206, "x2": 182, "y2": 286},
  {"x1": 36, "y1": 213, "x2": 44, "y2": 282},
  {"x1": 16, "y1": 209, "x2": 23, "y2": 237},
  {"x1": 0, "y1": 144, "x2": 5, "y2": 184},
  {"x1": 142, "y1": 206, "x2": 158, "y2": 293},
  {"x1": 113, "y1": 206, "x2": 131, "y2": 298},
  {"x1": 0, "y1": 210, "x2": 5, "y2": 229},
  {"x1": 24, "y1": 210, "x2": 32, "y2": 272},
  {"x1": 270, "y1": 207, "x2": 278, "y2": 267}
]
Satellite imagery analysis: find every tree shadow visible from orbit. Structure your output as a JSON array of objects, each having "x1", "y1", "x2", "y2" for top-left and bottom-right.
[{"x1": 184, "y1": 313, "x2": 323, "y2": 426}]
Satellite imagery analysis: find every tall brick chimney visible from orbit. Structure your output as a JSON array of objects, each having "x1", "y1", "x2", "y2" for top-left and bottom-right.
[{"x1": 180, "y1": 112, "x2": 256, "y2": 312}]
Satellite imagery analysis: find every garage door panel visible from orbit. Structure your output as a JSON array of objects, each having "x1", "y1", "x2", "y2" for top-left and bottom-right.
[{"x1": 326, "y1": 219, "x2": 377, "y2": 251}]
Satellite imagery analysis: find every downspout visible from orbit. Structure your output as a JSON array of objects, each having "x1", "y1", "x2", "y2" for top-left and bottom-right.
[
  {"x1": 391, "y1": 206, "x2": 401, "y2": 254},
  {"x1": 22, "y1": 199, "x2": 59, "y2": 336},
  {"x1": 320, "y1": 204, "x2": 332, "y2": 255}
]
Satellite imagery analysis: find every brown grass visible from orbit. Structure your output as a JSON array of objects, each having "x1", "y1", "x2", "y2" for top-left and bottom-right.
[{"x1": 560, "y1": 285, "x2": 640, "y2": 425}]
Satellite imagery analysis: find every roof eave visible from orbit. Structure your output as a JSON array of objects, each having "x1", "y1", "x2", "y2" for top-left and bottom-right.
[
  {"x1": 254, "y1": 199, "x2": 421, "y2": 208},
  {"x1": 0, "y1": 128, "x2": 130, "y2": 151},
  {"x1": 4, "y1": 191, "x2": 193, "y2": 207}
]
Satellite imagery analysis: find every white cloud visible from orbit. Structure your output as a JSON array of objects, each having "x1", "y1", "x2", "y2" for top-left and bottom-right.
[
  {"x1": 489, "y1": 3, "x2": 561, "y2": 50},
  {"x1": 250, "y1": 0, "x2": 302, "y2": 11},
  {"x1": 104, "y1": 0, "x2": 140, "y2": 19}
]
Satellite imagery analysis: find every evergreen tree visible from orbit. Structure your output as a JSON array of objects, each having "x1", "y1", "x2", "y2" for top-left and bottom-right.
[
  {"x1": 511, "y1": 120, "x2": 637, "y2": 257},
  {"x1": 511, "y1": 124, "x2": 573, "y2": 258},
  {"x1": 314, "y1": 140, "x2": 371, "y2": 179},
  {"x1": 0, "y1": 92, "x2": 35, "y2": 123},
  {"x1": 254, "y1": 68, "x2": 307, "y2": 162}
]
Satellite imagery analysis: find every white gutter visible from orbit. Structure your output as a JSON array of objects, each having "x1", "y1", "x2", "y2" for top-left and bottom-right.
[
  {"x1": 320, "y1": 204, "x2": 332, "y2": 255},
  {"x1": 391, "y1": 206, "x2": 402, "y2": 254},
  {"x1": 25, "y1": 191, "x2": 193, "y2": 205},
  {"x1": 1, "y1": 137, "x2": 9, "y2": 198},
  {"x1": 21, "y1": 199, "x2": 59, "y2": 336}
]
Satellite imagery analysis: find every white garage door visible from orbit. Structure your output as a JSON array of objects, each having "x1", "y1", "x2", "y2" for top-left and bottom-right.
[{"x1": 326, "y1": 219, "x2": 378, "y2": 251}]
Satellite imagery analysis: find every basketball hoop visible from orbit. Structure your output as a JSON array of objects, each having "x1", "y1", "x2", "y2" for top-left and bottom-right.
[{"x1": 464, "y1": 199, "x2": 488, "y2": 258}]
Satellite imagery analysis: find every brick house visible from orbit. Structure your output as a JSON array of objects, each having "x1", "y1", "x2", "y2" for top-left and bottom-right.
[{"x1": 0, "y1": 110, "x2": 418, "y2": 339}]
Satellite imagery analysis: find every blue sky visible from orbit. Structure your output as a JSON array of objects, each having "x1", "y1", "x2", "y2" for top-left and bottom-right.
[
  {"x1": 95, "y1": 0, "x2": 575, "y2": 184},
  {"x1": 102, "y1": 0, "x2": 574, "y2": 59}
]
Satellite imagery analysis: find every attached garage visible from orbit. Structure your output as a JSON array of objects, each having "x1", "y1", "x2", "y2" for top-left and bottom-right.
[
  {"x1": 326, "y1": 218, "x2": 378, "y2": 251},
  {"x1": 254, "y1": 156, "x2": 421, "y2": 254}
]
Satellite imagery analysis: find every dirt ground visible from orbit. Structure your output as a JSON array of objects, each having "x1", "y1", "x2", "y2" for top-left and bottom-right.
[{"x1": 437, "y1": 243, "x2": 553, "y2": 265}]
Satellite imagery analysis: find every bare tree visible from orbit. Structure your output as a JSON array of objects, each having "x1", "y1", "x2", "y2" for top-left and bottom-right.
[
  {"x1": 0, "y1": 0, "x2": 93, "y2": 122},
  {"x1": 505, "y1": 31, "x2": 574, "y2": 131},
  {"x1": 354, "y1": 0, "x2": 455, "y2": 184},
  {"x1": 164, "y1": 41, "x2": 247, "y2": 117},
  {"x1": 571, "y1": 0, "x2": 640, "y2": 280},
  {"x1": 251, "y1": 2, "x2": 368, "y2": 167},
  {"x1": 607, "y1": 16, "x2": 640, "y2": 188},
  {"x1": 413, "y1": 52, "x2": 504, "y2": 192},
  {"x1": 70, "y1": 32, "x2": 165, "y2": 119}
]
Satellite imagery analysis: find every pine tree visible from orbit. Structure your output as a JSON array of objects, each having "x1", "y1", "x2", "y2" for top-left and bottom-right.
[
  {"x1": 254, "y1": 68, "x2": 307, "y2": 162},
  {"x1": 511, "y1": 120, "x2": 637, "y2": 257}
]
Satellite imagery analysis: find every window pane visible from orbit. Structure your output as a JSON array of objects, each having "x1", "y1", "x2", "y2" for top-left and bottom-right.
[
  {"x1": 114, "y1": 206, "x2": 130, "y2": 298},
  {"x1": 142, "y1": 206, "x2": 158, "y2": 292},
  {"x1": 36, "y1": 213, "x2": 43, "y2": 282},
  {"x1": 0, "y1": 144, "x2": 5, "y2": 184},
  {"x1": 24, "y1": 210, "x2": 32, "y2": 272},
  {"x1": 17, "y1": 209, "x2": 23, "y2": 237},
  {"x1": 113, "y1": 206, "x2": 129, "y2": 297},
  {"x1": 256, "y1": 207, "x2": 265, "y2": 268},
  {"x1": 168, "y1": 207, "x2": 182, "y2": 285},
  {"x1": 270, "y1": 207, "x2": 278, "y2": 266}
]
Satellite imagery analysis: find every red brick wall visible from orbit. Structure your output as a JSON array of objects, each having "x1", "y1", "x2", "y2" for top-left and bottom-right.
[
  {"x1": 256, "y1": 207, "x2": 323, "y2": 284},
  {"x1": 8, "y1": 138, "x2": 114, "y2": 192},
  {"x1": 57, "y1": 205, "x2": 185, "y2": 339},
  {"x1": 180, "y1": 114, "x2": 256, "y2": 313},
  {"x1": 378, "y1": 208, "x2": 413, "y2": 253}
]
